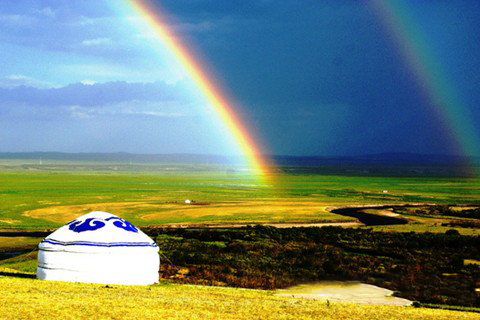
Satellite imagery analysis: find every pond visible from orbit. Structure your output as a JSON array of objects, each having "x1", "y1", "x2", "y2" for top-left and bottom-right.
[{"x1": 275, "y1": 281, "x2": 412, "y2": 306}]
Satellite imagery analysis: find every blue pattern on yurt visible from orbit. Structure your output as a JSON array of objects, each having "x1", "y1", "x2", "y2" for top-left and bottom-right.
[
  {"x1": 67, "y1": 216, "x2": 138, "y2": 233},
  {"x1": 106, "y1": 217, "x2": 138, "y2": 232},
  {"x1": 68, "y1": 218, "x2": 105, "y2": 233}
]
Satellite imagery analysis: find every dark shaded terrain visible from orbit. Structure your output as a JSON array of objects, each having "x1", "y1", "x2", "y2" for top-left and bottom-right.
[
  {"x1": 150, "y1": 226, "x2": 480, "y2": 307},
  {"x1": 399, "y1": 205, "x2": 480, "y2": 220}
]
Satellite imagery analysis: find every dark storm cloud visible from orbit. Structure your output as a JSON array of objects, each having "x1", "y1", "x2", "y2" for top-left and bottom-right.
[{"x1": 154, "y1": 0, "x2": 480, "y2": 156}]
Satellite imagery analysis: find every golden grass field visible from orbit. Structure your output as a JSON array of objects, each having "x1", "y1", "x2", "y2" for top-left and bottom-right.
[
  {"x1": 0, "y1": 275, "x2": 478, "y2": 320},
  {"x1": 23, "y1": 200, "x2": 352, "y2": 226},
  {"x1": 17, "y1": 200, "x2": 480, "y2": 235}
]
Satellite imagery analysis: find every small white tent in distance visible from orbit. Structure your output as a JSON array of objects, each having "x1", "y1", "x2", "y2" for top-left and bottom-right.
[{"x1": 37, "y1": 211, "x2": 159, "y2": 285}]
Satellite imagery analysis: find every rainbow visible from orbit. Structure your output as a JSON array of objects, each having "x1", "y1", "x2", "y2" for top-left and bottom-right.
[
  {"x1": 125, "y1": 0, "x2": 272, "y2": 180},
  {"x1": 370, "y1": 0, "x2": 479, "y2": 174}
]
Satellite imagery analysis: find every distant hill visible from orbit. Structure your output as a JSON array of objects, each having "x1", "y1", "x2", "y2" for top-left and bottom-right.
[
  {"x1": 273, "y1": 152, "x2": 479, "y2": 166},
  {"x1": 0, "y1": 151, "x2": 478, "y2": 166},
  {"x1": 0, "y1": 152, "x2": 229, "y2": 164}
]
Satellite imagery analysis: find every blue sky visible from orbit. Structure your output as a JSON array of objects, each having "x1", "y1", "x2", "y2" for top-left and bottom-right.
[{"x1": 1, "y1": 0, "x2": 479, "y2": 156}]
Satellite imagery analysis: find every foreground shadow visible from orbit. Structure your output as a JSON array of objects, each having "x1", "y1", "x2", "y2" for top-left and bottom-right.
[{"x1": 0, "y1": 271, "x2": 36, "y2": 279}]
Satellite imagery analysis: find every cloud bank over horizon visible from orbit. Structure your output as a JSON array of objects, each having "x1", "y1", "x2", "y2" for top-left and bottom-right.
[{"x1": 0, "y1": 80, "x2": 235, "y2": 154}]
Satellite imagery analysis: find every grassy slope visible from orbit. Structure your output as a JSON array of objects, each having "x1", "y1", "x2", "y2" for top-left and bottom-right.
[
  {"x1": 0, "y1": 251, "x2": 37, "y2": 272},
  {"x1": 1, "y1": 171, "x2": 478, "y2": 230},
  {"x1": 0, "y1": 276, "x2": 478, "y2": 320},
  {"x1": 0, "y1": 237, "x2": 42, "y2": 252}
]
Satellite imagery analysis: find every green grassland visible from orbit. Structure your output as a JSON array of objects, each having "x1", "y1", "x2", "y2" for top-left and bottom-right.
[
  {"x1": 0, "y1": 168, "x2": 478, "y2": 230},
  {"x1": 0, "y1": 276, "x2": 478, "y2": 320},
  {"x1": 0, "y1": 166, "x2": 479, "y2": 318}
]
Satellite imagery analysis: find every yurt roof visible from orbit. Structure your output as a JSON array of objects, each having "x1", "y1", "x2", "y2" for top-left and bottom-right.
[{"x1": 39, "y1": 211, "x2": 157, "y2": 252}]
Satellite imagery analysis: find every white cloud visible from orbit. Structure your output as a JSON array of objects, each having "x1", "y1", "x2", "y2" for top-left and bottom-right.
[
  {"x1": 59, "y1": 62, "x2": 186, "y2": 84},
  {"x1": 36, "y1": 7, "x2": 56, "y2": 18},
  {"x1": 80, "y1": 80, "x2": 97, "y2": 85},
  {"x1": 96, "y1": 99, "x2": 192, "y2": 118},
  {"x1": 68, "y1": 105, "x2": 94, "y2": 119},
  {"x1": 69, "y1": 15, "x2": 96, "y2": 27},
  {"x1": 66, "y1": 100, "x2": 190, "y2": 120},
  {"x1": 81, "y1": 37, "x2": 112, "y2": 46},
  {"x1": 121, "y1": 110, "x2": 186, "y2": 118}
]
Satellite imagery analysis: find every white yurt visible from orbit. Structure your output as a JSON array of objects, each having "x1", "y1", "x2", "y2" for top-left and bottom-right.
[{"x1": 37, "y1": 211, "x2": 159, "y2": 285}]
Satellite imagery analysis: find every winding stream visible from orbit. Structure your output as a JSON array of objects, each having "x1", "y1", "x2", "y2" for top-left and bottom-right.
[{"x1": 330, "y1": 205, "x2": 409, "y2": 226}]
